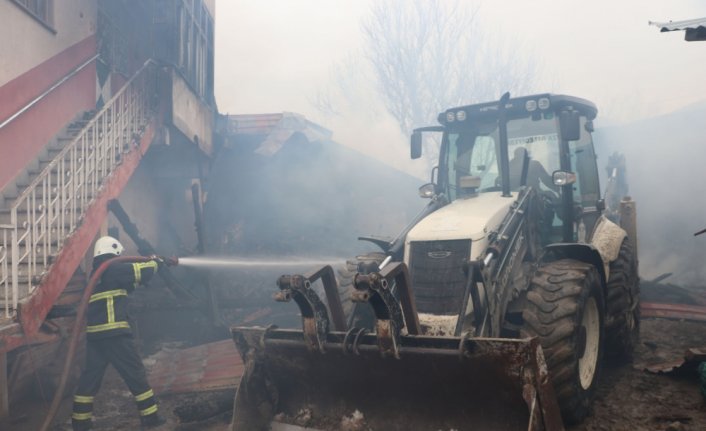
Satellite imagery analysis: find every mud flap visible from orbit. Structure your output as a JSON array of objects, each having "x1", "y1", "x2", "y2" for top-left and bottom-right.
[{"x1": 231, "y1": 328, "x2": 563, "y2": 431}]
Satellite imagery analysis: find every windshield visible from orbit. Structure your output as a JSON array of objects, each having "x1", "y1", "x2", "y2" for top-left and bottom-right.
[{"x1": 441, "y1": 115, "x2": 561, "y2": 201}]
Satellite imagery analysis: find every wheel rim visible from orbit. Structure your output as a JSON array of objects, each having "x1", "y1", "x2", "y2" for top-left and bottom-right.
[{"x1": 579, "y1": 296, "x2": 600, "y2": 390}]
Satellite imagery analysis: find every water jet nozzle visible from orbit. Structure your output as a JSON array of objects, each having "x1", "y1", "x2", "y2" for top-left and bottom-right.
[{"x1": 151, "y1": 255, "x2": 180, "y2": 266}]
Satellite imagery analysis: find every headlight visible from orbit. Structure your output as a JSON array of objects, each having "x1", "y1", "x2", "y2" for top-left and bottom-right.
[
  {"x1": 456, "y1": 110, "x2": 466, "y2": 121},
  {"x1": 538, "y1": 97, "x2": 550, "y2": 110},
  {"x1": 446, "y1": 112, "x2": 455, "y2": 123},
  {"x1": 552, "y1": 170, "x2": 577, "y2": 186},
  {"x1": 525, "y1": 100, "x2": 537, "y2": 112}
]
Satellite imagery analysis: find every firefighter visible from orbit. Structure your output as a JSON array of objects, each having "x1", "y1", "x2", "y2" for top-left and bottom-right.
[{"x1": 71, "y1": 236, "x2": 167, "y2": 430}]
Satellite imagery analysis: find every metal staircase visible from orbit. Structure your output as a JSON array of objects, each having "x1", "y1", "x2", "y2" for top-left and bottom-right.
[{"x1": 0, "y1": 60, "x2": 157, "y2": 319}]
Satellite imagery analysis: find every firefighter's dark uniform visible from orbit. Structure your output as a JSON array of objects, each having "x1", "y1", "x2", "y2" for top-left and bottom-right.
[{"x1": 72, "y1": 255, "x2": 161, "y2": 430}]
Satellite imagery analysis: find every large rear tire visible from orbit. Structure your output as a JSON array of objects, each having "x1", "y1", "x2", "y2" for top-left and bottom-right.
[
  {"x1": 604, "y1": 239, "x2": 640, "y2": 362},
  {"x1": 336, "y1": 252, "x2": 386, "y2": 328},
  {"x1": 521, "y1": 259, "x2": 605, "y2": 425}
]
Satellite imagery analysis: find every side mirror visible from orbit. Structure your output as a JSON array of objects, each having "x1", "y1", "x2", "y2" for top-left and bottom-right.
[
  {"x1": 411, "y1": 131, "x2": 422, "y2": 159},
  {"x1": 418, "y1": 183, "x2": 435, "y2": 198},
  {"x1": 559, "y1": 110, "x2": 581, "y2": 141}
]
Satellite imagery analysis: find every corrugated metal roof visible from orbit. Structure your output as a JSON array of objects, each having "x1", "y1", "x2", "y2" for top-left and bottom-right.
[
  {"x1": 650, "y1": 17, "x2": 706, "y2": 41},
  {"x1": 224, "y1": 112, "x2": 333, "y2": 156},
  {"x1": 226, "y1": 113, "x2": 284, "y2": 135}
]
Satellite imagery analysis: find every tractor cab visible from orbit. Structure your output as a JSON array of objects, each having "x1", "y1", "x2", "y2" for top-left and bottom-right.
[{"x1": 412, "y1": 93, "x2": 603, "y2": 244}]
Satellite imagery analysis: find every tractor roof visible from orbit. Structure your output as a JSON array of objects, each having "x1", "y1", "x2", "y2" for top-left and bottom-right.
[{"x1": 439, "y1": 94, "x2": 598, "y2": 125}]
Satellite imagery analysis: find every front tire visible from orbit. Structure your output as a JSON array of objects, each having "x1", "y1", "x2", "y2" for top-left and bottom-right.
[
  {"x1": 521, "y1": 259, "x2": 605, "y2": 425},
  {"x1": 336, "y1": 252, "x2": 385, "y2": 328},
  {"x1": 604, "y1": 239, "x2": 640, "y2": 362}
]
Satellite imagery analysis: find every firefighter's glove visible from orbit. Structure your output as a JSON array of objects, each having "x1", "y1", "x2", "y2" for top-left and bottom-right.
[
  {"x1": 152, "y1": 255, "x2": 178, "y2": 267},
  {"x1": 149, "y1": 255, "x2": 166, "y2": 266}
]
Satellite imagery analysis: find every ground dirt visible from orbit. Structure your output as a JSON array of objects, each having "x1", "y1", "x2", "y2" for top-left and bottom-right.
[
  {"x1": 573, "y1": 319, "x2": 706, "y2": 431},
  {"x1": 6, "y1": 317, "x2": 706, "y2": 431}
]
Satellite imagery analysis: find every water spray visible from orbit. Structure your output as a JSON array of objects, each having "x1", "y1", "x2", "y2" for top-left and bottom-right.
[{"x1": 176, "y1": 256, "x2": 346, "y2": 269}]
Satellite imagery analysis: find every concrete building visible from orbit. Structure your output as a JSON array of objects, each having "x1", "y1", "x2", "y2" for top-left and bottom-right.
[{"x1": 0, "y1": 0, "x2": 217, "y2": 419}]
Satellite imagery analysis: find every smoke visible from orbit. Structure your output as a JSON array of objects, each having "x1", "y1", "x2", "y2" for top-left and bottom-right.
[
  {"x1": 178, "y1": 256, "x2": 346, "y2": 268},
  {"x1": 204, "y1": 132, "x2": 424, "y2": 257},
  {"x1": 199, "y1": 129, "x2": 426, "y2": 325},
  {"x1": 594, "y1": 100, "x2": 706, "y2": 286}
]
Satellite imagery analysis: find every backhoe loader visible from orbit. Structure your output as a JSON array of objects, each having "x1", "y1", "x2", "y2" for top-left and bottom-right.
[{"x1": 230, "y1": 93, "x2": 640, "y2": 430}]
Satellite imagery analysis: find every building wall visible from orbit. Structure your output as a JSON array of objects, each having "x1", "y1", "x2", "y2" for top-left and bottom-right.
[
  {"x1": 172, "y1": 69, "x2": 215, "y2": 155},
  {"x1": 108, "y1": 161, "x2": 163, "y2": 255},
  {"x1": 0, "y1": 1, "x2": 98, "y2": 190},
  {"x1": 108, "y1": 137, "x2": 204, "y2": 257},
  {"x1": 0, "y1": 1, "x2": 97, "y2": 87}
]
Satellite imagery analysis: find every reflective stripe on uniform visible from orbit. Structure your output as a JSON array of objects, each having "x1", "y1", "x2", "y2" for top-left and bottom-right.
[
  {"x1": 107, "y1": 296, "x2": 115, "y2": 323},
  {"x1": 89, "y1": 289, "x2": 127, "y2": 303},
  {"x1": 135, "y1": 389, "x2": 154, "y2": 402},
  {"x1": 140, "y1": 404, "x2": 158, "y2": 416},
  {"x1": 132, "y1": 261, "x2": 158, "y2": 285},
  {"x1": 74, "y1": 395, "x2": 94, "y2": 403},
  {"x1": 87, "y1": 289, "x2": 128, "y2": 332},
  {"x1": 133, "y1": 263, "x2": 141, "y2": 284},
  {"x1": 86, "y1": 321, "x2": 130, "y2": 333},
  {"x1": 136, "y1": 260, "x2": 159, "y2": 272},
  {"x1": 72, "y1": 412, "x2": 92, "y2": 421}
]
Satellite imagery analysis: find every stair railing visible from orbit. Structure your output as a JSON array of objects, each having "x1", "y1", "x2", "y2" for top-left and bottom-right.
[{"x1": 0, "y1": 59, "x2": 157, "y2": 317}]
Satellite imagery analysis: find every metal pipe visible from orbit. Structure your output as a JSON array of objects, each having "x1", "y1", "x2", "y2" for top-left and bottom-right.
[
  {"x1": 39, "y1": 256, "x2": 155, "y2": 431},
  {"x1": 0, "y1": 54, "x2": 99, "y2": 130},
  {"x1": 378, "y1": 255, "x2": 392, "y2": 270}
]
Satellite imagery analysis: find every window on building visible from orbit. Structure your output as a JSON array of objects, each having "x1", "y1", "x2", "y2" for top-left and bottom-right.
[
  {"x1": 12, "y1": 0, "x2": 54, "y2": 29},
  {"x1": 176, "y1": 0, "x2": 213, "y2": 101}
]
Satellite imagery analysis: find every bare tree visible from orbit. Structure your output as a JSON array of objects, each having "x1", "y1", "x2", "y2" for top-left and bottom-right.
[{"x1": 315, "y1": 1, "x2": 541, "y2": 166}]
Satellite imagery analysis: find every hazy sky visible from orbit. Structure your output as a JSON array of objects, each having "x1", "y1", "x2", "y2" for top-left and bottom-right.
[{"x1": 214, "y1": 1, "x2": 706, "y2": 174}]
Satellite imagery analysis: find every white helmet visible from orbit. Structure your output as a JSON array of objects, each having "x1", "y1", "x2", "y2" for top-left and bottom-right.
[{"x1": 93, "y1": 236, "x2": 124, "y2": 257}]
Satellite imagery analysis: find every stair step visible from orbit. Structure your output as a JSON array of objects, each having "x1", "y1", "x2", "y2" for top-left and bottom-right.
[
  {"x1": 5, "y1": 247, "x2": 78, "y2": 262},
  {"x1": 0, "y1": 286, "x2": 34, "y2": 302},
  {"x1": 3, "y1": 181, "x2": 101, "y2": 211},
  {"x1": 38, "y1": 150, "x2": 67, "y2": 164},
  {"x1": 1, "y1": 191, "x2": 96, "y2": 208},
  {"x1": 14, "y1": 174, "x2": 105, "y2": 192},
  {"x1": 0, "y1": 208, "x2": 88, "y2": 226},
  {"x1": 0, "y1": 244, "x2": 61, "y2": 262},
  {"x1": 14, "y1": 171, "x2": 65, "y2": 188},
  {"x1": 0, "y1": 265, "x2": 82, "y2": 300},
  {"x1": 3, "y1": 187, "x2": 97, "y2": 205},
  {"x1": 4, "y1": 193, "x2": 100, "y2": 215}
]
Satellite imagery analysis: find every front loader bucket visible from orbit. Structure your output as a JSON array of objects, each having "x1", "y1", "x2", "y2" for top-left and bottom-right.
[
  {"x1": 230, "y1": 328, "x2": 563, "y2": 431},
  {"x1": 230, "y1": 263, "x2": 563, "y2": 431}
]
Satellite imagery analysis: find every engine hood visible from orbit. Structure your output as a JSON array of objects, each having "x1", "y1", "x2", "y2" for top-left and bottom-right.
[{"x1": 406, "y1": 193, "x2": 514, "y2": 243}]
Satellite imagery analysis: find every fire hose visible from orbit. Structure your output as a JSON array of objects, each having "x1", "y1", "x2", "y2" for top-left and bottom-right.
[{"x1": 39, "y1": 255, "x2": 177, "y2": 431}]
